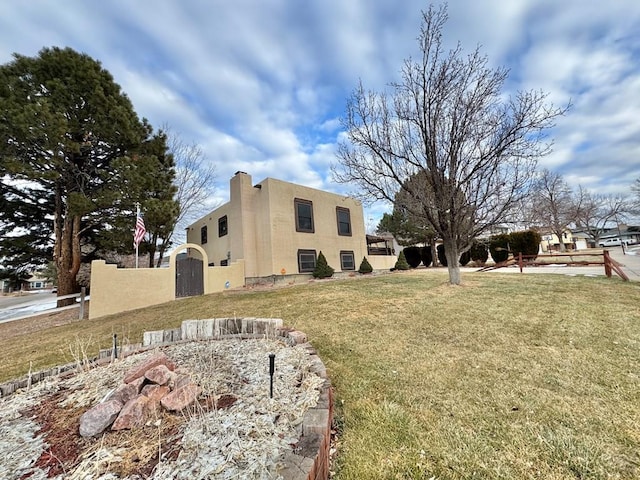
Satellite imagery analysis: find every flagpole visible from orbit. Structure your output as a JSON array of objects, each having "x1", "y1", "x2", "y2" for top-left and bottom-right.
[{"x1": 135, "y1": 203, "x2": 140, "y2": 269}]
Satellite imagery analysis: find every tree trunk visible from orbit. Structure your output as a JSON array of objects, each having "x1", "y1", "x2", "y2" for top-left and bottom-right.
[
  {"x1": 444, "y1": 239, "x2": 462, "y2": 285},
  {"x1": 431, "y1": 242, "x2": 439, "y2": 267},
  {"x1": 55, "y1": 214, "x2": 81, "y2": 307}
]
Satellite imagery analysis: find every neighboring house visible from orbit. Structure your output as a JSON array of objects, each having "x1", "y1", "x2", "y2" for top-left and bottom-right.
[
  {"x1": 597, "y1": 225, "x2": 640, "y2": 246},
  {"x1": 186, "y1": 172, "x2": 395, "y2": 281},
  {"x1": 539, "y1": 229, "x2": 579, "y2": 252},
  {"x1": 1, "y1": 274, "x2": 53, "y2": 293}
]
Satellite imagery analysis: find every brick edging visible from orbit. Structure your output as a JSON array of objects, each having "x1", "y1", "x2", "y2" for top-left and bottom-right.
[{"x1": 0, "y1": 317, "x2": 332, "y2": 480}]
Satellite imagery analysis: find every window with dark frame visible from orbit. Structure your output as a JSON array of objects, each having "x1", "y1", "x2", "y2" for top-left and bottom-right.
[
  {"x1": 295, "y1": 198, "x2": 314, "y2": 233},
  {"x1": 218, "y1": 215, "x2": 228, "y2": 237},
  {"x1": 297, "y1": 249, "x2": 317, "y2": 273},
  {"x1": 200, "y1": 225, "x2": 208, "y2": 244},
  {"x1": 336, "y1": 207, "x2": 352, "y2": 236},
  {"x1": 340, "y1": 250, "x2": 355, "y2": 270}
]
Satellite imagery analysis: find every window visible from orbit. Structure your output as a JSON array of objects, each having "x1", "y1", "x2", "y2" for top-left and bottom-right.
[
  {"x1": 200, "y1": 225, "x2": 208, "y2": 244},
  {"x1": 297, "y1": 249, "x2": 317, "y2": 273},
  {"x1": 218, "y1": 215, "x2": 228, "y2": 237},
  {"x1": 336, "y1": 207, "x2": 351, "y2": 236},
  {"x1": 295, "y1": 198, "x2": 314, "y2": 233},
  {"x1": 340, "y1": 251, "x2": 355, "y2": 271}
]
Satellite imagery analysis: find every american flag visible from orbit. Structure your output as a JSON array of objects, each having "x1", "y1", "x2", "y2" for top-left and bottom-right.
[{"x1": 133, "y1": 212, "x2": 146, "y2": 248}]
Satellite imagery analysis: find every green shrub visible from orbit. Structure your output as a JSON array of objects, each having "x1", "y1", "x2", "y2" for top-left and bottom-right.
[
  {"x1": 402, "y1": 247, "x2": 422, "y2": 268},
  {"x1": 437, "y1": 244, "x2": 470, "y2": 266},
  {"x1": 459, "y1": 250, "x2": 471, "y2": 266},
  {"x1": 312, "y1": 251, "x2": 334, "y2": 279},
  {"x1": 394, "y1": 250, "x2": 410, "y2": 270},
  {"x1": 489, "y1": 234, "x2": 510, "y2": 263},
  {"x1": 358, "y1": 256, "x2": 373, "y2": 274},
  {"x1": 436, "y1": 244, "x2": 447, "y2": 266},
  {"x1": 420, "y1": 247, "x2": 433, "y2": 267},
  {"x1": 509, "y1": 230, "x2": 542, "y2": 259},
  {"x1": 470, "y1": 240, "x2": 489, "y2": 264}
]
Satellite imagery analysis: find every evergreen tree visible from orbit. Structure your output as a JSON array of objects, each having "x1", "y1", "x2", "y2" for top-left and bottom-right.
[
  {"x1": 394, "y1": 250, "x2": 410, "y2": 270},
  {"x1": 0, "y1": 47, "x2": 175, "y2": 304},
  {"x1": 358, "y1": 256, "x2": 373, "y2": 274},
  {"x1": 313, "y1": 251, "x2": 334, "y2": 278}
]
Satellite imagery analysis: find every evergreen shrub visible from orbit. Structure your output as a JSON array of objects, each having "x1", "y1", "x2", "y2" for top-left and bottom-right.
[
  {"x1": 470, "y1": 240, "x2": 489, "y2": 264},
  {"x1": 420, "y1": 247, "x2": 433, "y2": 267},
  {"x1": 509, "y1": 230, "x2": 542, "y2": 259},
  {"x1": 403, "y1": 247, "x2": 422, "y2": 268},
  {"x1": 358, "y1": 256, "x2": 373, "y2": 274},
  {"x1": 437, "y1": 244, "x2": 447, "y2": 266},
  {"x1": 489, "y1": 234, "x2": 510, "y2": 263},
  {"x1": 312, "y1": 251, "x2": 334, "y2": 278},
  {"x1": 459, "y1": 250, "x2": 471, "y2": 266},
  {"x1": 395, "y1": 250, "x2": 410, "y2": 270}
]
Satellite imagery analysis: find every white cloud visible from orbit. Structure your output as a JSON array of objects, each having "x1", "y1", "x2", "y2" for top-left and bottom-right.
[{"x1": 1, "y1": 0, "x2": 639, "y2": 216}]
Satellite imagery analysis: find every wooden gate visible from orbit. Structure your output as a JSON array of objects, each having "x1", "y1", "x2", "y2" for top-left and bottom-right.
[{"x1": 176, "y1": 257, "x2": 204, "y2": 297}]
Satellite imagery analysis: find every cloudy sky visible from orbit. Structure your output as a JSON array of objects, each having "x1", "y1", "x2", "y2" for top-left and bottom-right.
[{"x1": 1, "y1": 0, "x2": 639, "y2": 232}]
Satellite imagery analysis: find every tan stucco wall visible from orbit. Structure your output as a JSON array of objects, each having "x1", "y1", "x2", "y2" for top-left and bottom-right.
[
  {"x1": 89, "y1": 243, "x2": 246, "y2": 319},
  {"x1": 206, "y1": 259, "x2": 246, "y2": 292},
  {"x1": 368, "y1": 255, "x2": 398, "y2": 271},
  {"x1": 89, "y1": 260, "x2": 174, "y2": 319},
  {"x1": 188, "y1": 172, "x2": 373, "y2": 278}
]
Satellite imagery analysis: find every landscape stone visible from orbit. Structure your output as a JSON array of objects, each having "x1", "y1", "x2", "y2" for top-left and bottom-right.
[
  {"x1": 79, "y1": 399, "x2": 123, "y2": 437},
  {"x1": 112, "y1": 395, "x2": 150, "y2": 431},
  {"x1": 141, "y1": 384, "x2": 171, "y2": 402},
  {"x1": 173, "y1": 373, "x2": 193, "y2": 390},
  {"x1": 107, "y1": 383, "x2": 139, "y2": 405},
  {"x1": 161, "y1": 383, "x2": 202, "y2": 411},
  {"x1": 129, "y1": 375, "x2": 147, "y2": 393},
  {"x1": 123, "y1": 352, "x2": 176, "y2": 384},
  {"x1": 144, "y1": 364, "x2": 173, "y2": 385}
]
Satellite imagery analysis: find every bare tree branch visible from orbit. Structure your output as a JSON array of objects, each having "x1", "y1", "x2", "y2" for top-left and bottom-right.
[{"x1": 332, "y1": 5, "x2": 567, "y2": 284}]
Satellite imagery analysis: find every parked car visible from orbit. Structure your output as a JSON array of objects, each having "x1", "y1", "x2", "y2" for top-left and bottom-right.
[{"x1": 598, "y1": 237, "x2": 632, "y2": 247}]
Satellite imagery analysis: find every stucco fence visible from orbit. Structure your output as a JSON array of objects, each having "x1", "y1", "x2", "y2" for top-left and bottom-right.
[
  {"x1": 89, "y1": 243, "x2": 245, "y2": 319},
  {"x1": 367, "y1": 255, "x2": 397, "y2": 271},
  {"x1": 89, "y1": 243, "x2": 396, "y2": 319}
]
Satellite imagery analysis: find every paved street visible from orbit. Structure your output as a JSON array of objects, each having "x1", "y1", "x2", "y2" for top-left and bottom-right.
[{"x1": 0, "y1": 292, "x2": 58, "y2": 323}]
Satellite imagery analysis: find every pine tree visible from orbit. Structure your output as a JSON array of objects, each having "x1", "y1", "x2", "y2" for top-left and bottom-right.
[{"x1": 0, "y1": 47, "x2": 176, "y2": 304}]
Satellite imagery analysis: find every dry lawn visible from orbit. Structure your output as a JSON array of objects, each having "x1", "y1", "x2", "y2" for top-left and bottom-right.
[{"x1": 1, "y1": 270, "x2": 639, "y2": 479}]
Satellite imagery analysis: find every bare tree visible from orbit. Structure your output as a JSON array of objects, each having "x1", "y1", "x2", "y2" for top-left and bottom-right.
[
  {"x1": 153, "y1": 130, "x2": 217, "y2": 266},
  {"x1": 530, "y1": 169, "x2": 579, "y2": 251},
  {"x1": 632, "y1": 178, "x2": 640, "y2": 213},
  {"x1": 575, "y1": 188, "x2": 630, "y2": 245},
  {"x1": 332, "y1": 5, "x2": 566, "y2": 284}
]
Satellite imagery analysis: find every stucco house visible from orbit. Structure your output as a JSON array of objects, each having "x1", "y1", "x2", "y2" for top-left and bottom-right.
[{"x1": 186, "y1": 172, "x2": 395, "y2": 282}]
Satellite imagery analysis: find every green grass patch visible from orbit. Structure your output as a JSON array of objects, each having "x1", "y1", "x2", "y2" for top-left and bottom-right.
[{"x1": 1, "y1": 271, "x2": 639, "y2": 479}]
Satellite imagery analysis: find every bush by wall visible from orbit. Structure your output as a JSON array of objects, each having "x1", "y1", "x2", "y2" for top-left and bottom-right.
[
  {"x1": 313, "y1": 251, "x2": 334, "y2": 279},
  {"x1": 509, "y1": 230, "x2": 542, "y2": 259},
  {"x1": 420, "y1": 247, "x2": 433, "y2": 267},
  {"x1": 395, "y1": 250, "x2": 410, "y2": 270},
  {"x1": 489, "y1": 234, "x2": 510, "y2": 263},
  {"x1": 403, "y1": 247, "x2": 422, "y2": 268},
  {"x1": 358, "y1": 257, "x2": 373, "y2": 274}
]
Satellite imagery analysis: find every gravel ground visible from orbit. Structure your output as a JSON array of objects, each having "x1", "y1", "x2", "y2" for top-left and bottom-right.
[{"x1": 0, "y1": 338, "x2": 324, "y2": 479}]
